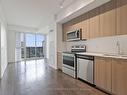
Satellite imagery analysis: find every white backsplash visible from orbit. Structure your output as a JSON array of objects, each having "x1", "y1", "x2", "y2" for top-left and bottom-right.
[
  {"x1": 65, "y1": 35, "x2": 127, "y2": 55},
  {"x1": 65, "y1": 41, "x2": 86, "y2": 51},
  {"x1": 117, "y1": 35, "x2": 127, "y2": 55}
]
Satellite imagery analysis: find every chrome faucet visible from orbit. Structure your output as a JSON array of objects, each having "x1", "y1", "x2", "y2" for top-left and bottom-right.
[{"x1": 116, "y1": 41, "x2": 121, "y2": 55}]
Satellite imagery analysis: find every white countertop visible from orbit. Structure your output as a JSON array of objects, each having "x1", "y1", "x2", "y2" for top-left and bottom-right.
[{"x1": 76, "y1": 52, "x2": 127, "y2": 60}]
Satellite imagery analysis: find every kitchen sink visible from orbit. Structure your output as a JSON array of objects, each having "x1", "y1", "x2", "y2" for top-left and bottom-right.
[
  {"x1": 103, "y1": 54, "x2": 118, "y2": 56},
  {"x1": 120, "y1": 55, "x2": 127, "y2": 57}
]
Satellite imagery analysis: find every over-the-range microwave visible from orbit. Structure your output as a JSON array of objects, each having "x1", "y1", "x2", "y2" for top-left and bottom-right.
[{"x1": 66, "y1": 29, "x2": 82, "y2": 41}]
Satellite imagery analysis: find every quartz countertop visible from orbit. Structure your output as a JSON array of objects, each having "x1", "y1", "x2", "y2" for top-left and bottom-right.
[{"x1": 76, "y1": 52, "x2": 127, "y2": 60}]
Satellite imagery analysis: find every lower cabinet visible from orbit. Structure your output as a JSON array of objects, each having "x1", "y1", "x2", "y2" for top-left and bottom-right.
[
  {"x1": 94, "y1": 57, "x2": 112, "y2": 92},
  {"x1": 95, "y1": 57, "x2": 127, "y2": 95},
  {"x1": 57, "y1": 52, "x2": 62, "y2": 70},
  {"x1": 112, "y1": 59, "x2": 127, "y2": 95}
]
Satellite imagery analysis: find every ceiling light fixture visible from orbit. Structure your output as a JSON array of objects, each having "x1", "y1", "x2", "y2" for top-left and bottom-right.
[
  {"x1": 60, "y1": 6, "x2": 63, "y2": 9},
  {"x1": 60, "y1": 0, "x2": 65, "y2": 8}
]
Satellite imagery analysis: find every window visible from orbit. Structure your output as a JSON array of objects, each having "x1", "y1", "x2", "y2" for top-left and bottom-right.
[
  {"x1": 19, "y1": 33, "x2": 45, "y2": 59},
  {"x1": 36, "y1": 35, "x2": 44, "y2": 57}
]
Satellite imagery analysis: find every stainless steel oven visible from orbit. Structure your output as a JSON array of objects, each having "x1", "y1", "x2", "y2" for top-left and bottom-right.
[
  {"x1": 62, "y1": 53, "x2": 76, "y2": 78},
  {"x1": 62, "y1": 45, "x2": 86, "y2": 78}
]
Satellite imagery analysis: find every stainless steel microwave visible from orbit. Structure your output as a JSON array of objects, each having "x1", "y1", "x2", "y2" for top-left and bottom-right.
[{"x1": 67, "y1": 29, "x2": 82, "y2": 41}]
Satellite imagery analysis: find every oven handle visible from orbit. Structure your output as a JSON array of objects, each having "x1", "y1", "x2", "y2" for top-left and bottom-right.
[
  {"x1": 62, "y1": 53, "x2": 75, "y2": 57},
  {"x1": 77, "y1": 55, "x2": 94, "y2": 61}
]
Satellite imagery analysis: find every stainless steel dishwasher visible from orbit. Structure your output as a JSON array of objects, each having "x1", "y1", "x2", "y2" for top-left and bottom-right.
[{"x1": 77, "y1": 54, "x2": 94, "y2": 84}]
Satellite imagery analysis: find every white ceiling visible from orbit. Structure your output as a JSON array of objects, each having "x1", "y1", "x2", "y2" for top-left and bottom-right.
[{"x1": 1, "y1": 0, "x2": 75, "y2": 29}]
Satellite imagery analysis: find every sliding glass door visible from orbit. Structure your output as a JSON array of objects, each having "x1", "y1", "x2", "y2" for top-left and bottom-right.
[
  {"x1": 36, "y1": 35, "x2": 44, "y2": 58},
  {"x1": 26, "y1": 34, "x2": 36, "y2": 59},
  {"x1": 20, "y1": 33, "x2": 45, "y2": 60},
  {"x1": 21, "y1": 33, "x2": 25, "y2": 59}
]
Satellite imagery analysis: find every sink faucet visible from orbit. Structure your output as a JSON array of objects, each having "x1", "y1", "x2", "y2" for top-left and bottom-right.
[{"x1": 116, "y1": 41, "x2": 121, "y2": 55}]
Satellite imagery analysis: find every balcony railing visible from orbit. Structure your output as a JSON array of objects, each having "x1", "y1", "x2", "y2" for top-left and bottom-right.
[{"x1": 21, "y1": 47, "x2": 44, "y2": 58}]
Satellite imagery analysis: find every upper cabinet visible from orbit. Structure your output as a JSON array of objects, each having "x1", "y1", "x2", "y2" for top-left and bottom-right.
[
  {"x1": 62, "y1": 0, "x2": 127, "y2": 41},
  {"x1": 71, "y1": 15, "x2": 82, "y2": 31},
  {"x1": 89, "y1": 8, "x2": 100, "y2": 39},
  {"x1": 62, "y1": 21, "x2": 74, "y2": 41},
  {"x1": 100, "y1": 0, "x2": 116, "y2": 37},
  {"x1": 62, "y1": 13, "x2": 90, "y2": 41},
  {"x1": 81, "y1": 13, "x2": 90, "y2": 40},
  {"x1": 116, "y1": 0, "x2": 127, "y2": 35},
  {"x1": 62, "y1": 24, "x2": 67, "y2": 41}
]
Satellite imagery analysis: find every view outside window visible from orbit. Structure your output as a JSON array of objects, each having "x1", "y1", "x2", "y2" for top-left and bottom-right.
[
  {"x1": 26, "y1": 34, "x2": 36, "y2": 58},
  {"x1": 21, "y1": 33, "x2": 45, "y2": 59},
  {"x1": 36, "y1": 35, "x2": 44, "y2": 57},
  {"x1": 21, "y1": 33, "x2": 25, "y2": 58}
]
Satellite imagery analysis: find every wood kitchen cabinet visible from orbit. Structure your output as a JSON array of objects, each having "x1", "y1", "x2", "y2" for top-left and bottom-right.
[
  {"x1": 62, "y1": 24, "x2": 68, "y2": 41},
  {"x1": 57, "y1": 52, "x2": 62, "y2": 70},
  {"x1": 116, "y1": 0, "x2": 127, "y2": 35},
  {"x1": 94, "y1": 57, "x2": 112, "y2": 92},
  {"x1": 81, "y1": 13, "x2": 90, "y2": 40},
  {"x1": 89, "y1": 8, "x2": 100, "y2": 39},
  {"x1": 62, "y1": 16, "x2": 82, "y2": 41},
  {"x1": 62, "y1": 22, "x2": 73, "y2": 41},
  {"x1": 100, "y1": 0, "x2": 116, "y2": 37},
  {"x1": 112, "y1": 59, "x2": 127, "y2": 95},
  {"x1": 71, "y1": 23, "x2": 82, "y2": 31},
  {"x1": 70, "y1": 14, "x2": 88, "y2": 40},
  {"x1": 71, "y1": 15, "x2": 82, "y2": 31},
  {"x1": 62, "y1": 0, "x2": 127, "y2": 41}
]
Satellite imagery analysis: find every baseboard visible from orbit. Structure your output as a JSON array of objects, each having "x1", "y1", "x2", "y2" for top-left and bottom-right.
[
  {"x1": 49, "y1": 64, "x2": 57, "y2": 69},
  {"x1": 8, "y1": 62, "x2": 16, "y2": 64},
  {"x1": 0, "y1": 63, "x2": 8, "y2": 79},
  {"x1": 8, "y1": 60, "x2": 22, "y2": 64}
]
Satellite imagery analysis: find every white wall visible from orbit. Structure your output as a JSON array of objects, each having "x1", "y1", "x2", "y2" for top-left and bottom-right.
[
  {"x1": 1, "y1": 24, "x2": 8, "y2": 78},
  {"x1": 8, "y1": 25, "x2": 38, "y2": 33},
  {"x1": 46, "y1": 23, "x2": 57, "y2": 69},
  {"x1": 86, "y1": 35, "x2": 127, "y2": 55},
  {"x1": 65, "y1": 35, "x2": 127, "y2": 55},
  {"x1": 39, "y1": 21, "x2": 58, "y2": 69},
  {"x1": 57, "y1": 23, "x2": 66, "y2": 52},
  {"x1": 0, "y1": 3, "x2": 8, "y2": 78},
  {"x1": 7, "y1": 30, "x2": 16, "y2": 62}
]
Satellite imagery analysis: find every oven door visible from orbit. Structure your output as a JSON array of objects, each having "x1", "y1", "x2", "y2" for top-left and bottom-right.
[{"x1": 62, "y1": 53, "x2": 75, "y2": 70}]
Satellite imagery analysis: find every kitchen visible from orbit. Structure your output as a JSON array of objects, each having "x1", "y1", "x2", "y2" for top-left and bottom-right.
[{"x1": 57, "y1": 0, "x2": 127, "y2": 95}]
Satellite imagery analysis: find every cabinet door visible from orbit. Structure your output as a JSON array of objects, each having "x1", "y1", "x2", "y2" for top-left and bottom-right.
[
  {"x1": 89, "y1": 8, "x2": 100, "y2": 39},
  {"x1": 62, "y1": 25, "x2": 67, "y2": 41},
  {"x1": 117, "y1": 0, "x2": 127, "y2": 35},
  {"x1": 81, "y1": 14, "x2": 90, "y2": 40},
  {"x1": 57, "y1": 52, "x2": 62, "y2": 70},
  {"x1": 112, "y1": 59, "x2": 127, "y2": 95},
  {"x1": 100, "y1": 0, "x2": 116, "y2": 37},
  {"x1": 94, "y1": 57, "x2": 112, "y2": 92},
  {"x1": 71, "y1": 15, "x2": 82, "y2": 31},
  {"x1": 72, "y1": 23, "x2": 82, "y2": 31},
  {"x1": 62, "y1": 23, "x2": 73, "y2": 41}
]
